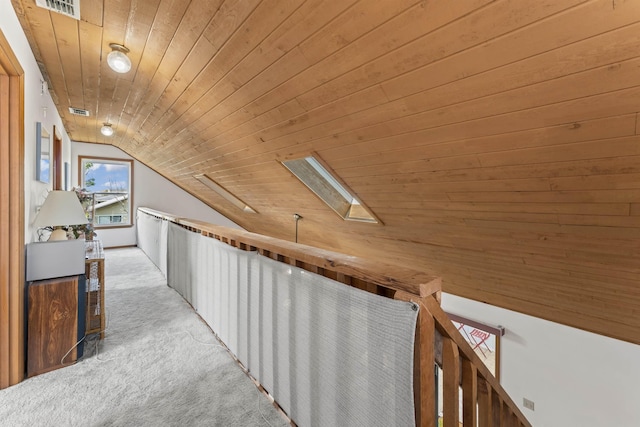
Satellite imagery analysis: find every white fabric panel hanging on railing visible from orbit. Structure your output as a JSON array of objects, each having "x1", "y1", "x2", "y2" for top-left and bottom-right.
[
  {"x1": 167, "y1": 222, "x2": 200, "y2": 302},
  {"x1": 159, "y1": 219, "x2": 168, "y2": 277},
  {"x1": 161, "y1": 220, "x2": 419, "y2": 427},
  {"x1": 194, "y1": 228, "x2": 256, "y2": 358},
  {"x1": 251, "y1": 253, "x2": 418, "y2": 427},
  {"x1": 136, "y1": 210, "x2": 168, "y2": 276}
]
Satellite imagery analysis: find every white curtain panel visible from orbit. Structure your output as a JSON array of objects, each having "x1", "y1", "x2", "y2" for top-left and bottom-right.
[
  {"x1": 135, "y1": 210, "x2": 158, "y2": 264},
  {"x1": 250, "y1": 253, "x2": 418, "y2": 427},
  {"x1": 194, "y1": 231, "x2": 255, "y2": 358},
  {"x1": 136, "y1": 210, "x2": 168, "y2": 276},
  {"x1": 158, "y1": 219, "x2": 168, "y2": 277},
  {"x1": 151, "y1": 218, "x2": 418, "y2": 427},
  {"x1": 167, "y1": 222, "x2": 200, "y2": 302}
]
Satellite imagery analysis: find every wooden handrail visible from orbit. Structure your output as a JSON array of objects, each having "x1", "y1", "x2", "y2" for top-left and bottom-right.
[
  {"x1": 426, "y1": 297, "x2": 533, "y2": 427},
  {"x1": 137, "y1": 207, "x2": 531, "y2": 427},
  {"x1": 138, "y1": 208, "x2": 441, "y2": 297}
]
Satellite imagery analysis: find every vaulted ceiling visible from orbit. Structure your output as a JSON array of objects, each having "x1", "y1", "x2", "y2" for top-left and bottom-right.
[{"x1": 11, "y1": 0, "x2": 640, "y2": 344}]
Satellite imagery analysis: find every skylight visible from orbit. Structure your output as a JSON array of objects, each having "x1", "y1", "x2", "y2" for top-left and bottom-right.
[
  {"x1": 282, "y1": 156, "x2": 380, "y2": 224},
  {"x1": 195, "y1": 174, "x2": 257, "y2": 214}
]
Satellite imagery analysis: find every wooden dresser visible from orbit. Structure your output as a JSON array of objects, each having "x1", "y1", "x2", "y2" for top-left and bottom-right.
[
  {"x1": 27, "y1": 276, "x2": 79, "y2": 377},
  {"x1": 25, "y1": 239, "x2": 106, "y2": 377}
]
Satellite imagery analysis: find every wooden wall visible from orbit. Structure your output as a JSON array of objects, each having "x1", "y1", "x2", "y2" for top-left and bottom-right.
[{"x1": 11, "y1": 0, "x2": 640, "y2": 344}]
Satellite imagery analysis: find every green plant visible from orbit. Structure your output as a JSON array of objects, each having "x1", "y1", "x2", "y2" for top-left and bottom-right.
[{"x1": 67, "y1": 187, "x2": 97, "y2": 240}]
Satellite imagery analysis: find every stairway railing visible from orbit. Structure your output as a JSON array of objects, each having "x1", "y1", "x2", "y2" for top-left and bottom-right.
[
  {"x1": 395, "y1": 288, "x2": 532, "y2": 427},
  {"x1": 137, "y1": 207, "x2": 531, "y2": 427}
]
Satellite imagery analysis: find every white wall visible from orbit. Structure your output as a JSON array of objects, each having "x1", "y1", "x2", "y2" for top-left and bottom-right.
[
  {"x1": 0, "y1": 0, "x2": 73, "y2": 243},
  {"x1": 71, "y1": 142, "x2": 241, "y2": 247},
  {"x1": 442, "y1": 293, "x2": 640, "y2": 427}
]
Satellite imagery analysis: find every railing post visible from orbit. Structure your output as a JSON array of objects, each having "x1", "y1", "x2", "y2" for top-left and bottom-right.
[
  {"x1": 478, "y1": 378, "x2": 493, "y2": 427},
  {"x1": 462, "y1": 358, "x2": 478, "y2": 426},
  {"x1": 417, "y1": 304, "x2": 436, "y2": 427},
  {"x1": 492, "y1": 390, "x2": 502, "y2": 426},
  {"x1": 442, "y1": 337, "x2": 460, "y2": 427},
  {"x1": 395, "y1": 291, "x2": 437, "y2": 427}
]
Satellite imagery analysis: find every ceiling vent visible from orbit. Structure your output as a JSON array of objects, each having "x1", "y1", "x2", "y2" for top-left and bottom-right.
[
  {"x1": 69, "y1": 107, "x2": 90, "y2": 116},
  {"x1": 35, "y1": 0, "x2": 80, "y2": 20}
]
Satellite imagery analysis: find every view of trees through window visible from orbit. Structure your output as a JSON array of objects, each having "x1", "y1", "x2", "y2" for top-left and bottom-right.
[{"x1": 79, "y1": 156, "x2": 133, "y2": 227}]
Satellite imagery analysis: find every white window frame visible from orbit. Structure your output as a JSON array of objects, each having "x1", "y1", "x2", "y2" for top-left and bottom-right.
[{"x1": 79, "y1": 156, "x2": 133, "y2": 228}]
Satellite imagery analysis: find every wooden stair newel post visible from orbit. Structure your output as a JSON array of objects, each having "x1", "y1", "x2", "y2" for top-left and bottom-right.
[
  {"x1": 395, "y1": 279, "x2": 441, "y2": 427},
  {"x1": 415, "y1": 302, "x2": 436, "y2": 427}
]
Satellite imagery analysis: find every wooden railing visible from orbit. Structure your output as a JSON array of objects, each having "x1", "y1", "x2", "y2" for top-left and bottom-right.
[{"x1": 138, "y1": 208, "x2": 531, "y2": 427}]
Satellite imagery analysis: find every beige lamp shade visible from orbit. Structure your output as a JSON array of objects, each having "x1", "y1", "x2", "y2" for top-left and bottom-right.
[{"x1": 34, "y1": 191, "x2": 88, "y2": 233}]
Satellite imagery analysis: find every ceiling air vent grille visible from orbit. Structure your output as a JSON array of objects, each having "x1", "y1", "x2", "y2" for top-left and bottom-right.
[
  {"x1": 69, "y1": 107, "x2": 90, "y2": 116},
  {"x1": 35, "y1": 0, "x2": 80, "y2": 20}
]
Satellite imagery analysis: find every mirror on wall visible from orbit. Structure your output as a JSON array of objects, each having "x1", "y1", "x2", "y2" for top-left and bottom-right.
[{"x1": 35, "y1": 122, "x2": 50, "y2": 183}]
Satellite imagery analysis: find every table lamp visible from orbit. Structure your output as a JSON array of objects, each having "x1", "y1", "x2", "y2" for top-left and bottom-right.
[{"x1": 34, "y1": 190, "x2": 89, "y2": 241}]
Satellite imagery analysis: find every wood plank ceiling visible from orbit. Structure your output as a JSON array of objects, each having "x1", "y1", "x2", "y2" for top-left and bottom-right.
[{"x1": 11, "y1": 0, "x2": 640, "y2": 344}]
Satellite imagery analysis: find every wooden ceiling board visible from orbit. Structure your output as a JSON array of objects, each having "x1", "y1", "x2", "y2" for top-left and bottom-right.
[
  {"x1": 114, "y1": 0, "x2": 192, "y2": 132},
  {"x1": 99, "y1": 0, "x2": 160, "y2": 142},
  {"x1": 137, "y1": 0, "x2": 280, "y2": 144},
  {"x1": 340, "y1": 154, "x2": 640, "y2": 193},
  {"x1": 11, "y1": 0, "x2": 640, "y2": 344},
  {"x1": 119, "y1": 0, "x2": 223, "y2": 134},
  {"x1": 49, "y1": 12, "x2": 82, "y2": 110},
  {"x1": 166, "y1": 0, "x2": 421, "y2": 139},
  {"x1": 139, "y1": 0, "x2": 449, "y2": 160},
  {"x1": 77, "y1": 19, "x2": 103, "y2": 139},
  {"x1": 165, "y1": 65, "x2": 639, "y2": 177},
  {"x1": 324, "y1": 114, "x2": 637, "y2": 167}
]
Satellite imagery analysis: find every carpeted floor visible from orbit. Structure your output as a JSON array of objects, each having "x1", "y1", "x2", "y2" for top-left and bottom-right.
[{"x1": 0, "y1": 247, "x2": 290, "y2": 427}]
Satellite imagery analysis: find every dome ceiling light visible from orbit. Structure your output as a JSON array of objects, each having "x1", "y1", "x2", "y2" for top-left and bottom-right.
[
  {"x1": 107, "y1": 43, "x2": 131, "y2": 73},
  {"x1": 101, "y1": 123, "x2": 114, "y2": 136}
]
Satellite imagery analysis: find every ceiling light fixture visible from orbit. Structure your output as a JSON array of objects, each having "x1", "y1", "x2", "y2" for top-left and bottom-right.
[
  {"x1": 107, "y1": 43, "x2": 131, "y2": 73},
  {"x1": 100, "y1": 123, "x2": 114, "y2": 136}
]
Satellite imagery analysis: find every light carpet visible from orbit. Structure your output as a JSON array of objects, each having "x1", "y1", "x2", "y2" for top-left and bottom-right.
[{"x1": 0, "y1": 247, "x2": 290, "y2": 427}]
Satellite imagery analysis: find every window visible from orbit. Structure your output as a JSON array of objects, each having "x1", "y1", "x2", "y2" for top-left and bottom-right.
[
  {"x1": 79, "y1": 156, "x2": 133, "y2": 228},
  {"x1": 282, "y1": 155, "x2": 380, "y2": 223},
  {"x1": 194, "y1": 174, "x2": 257, "y2": 213},
  {"x1": 97, "y1": 215, "x2": 123, "y2": 225}
]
